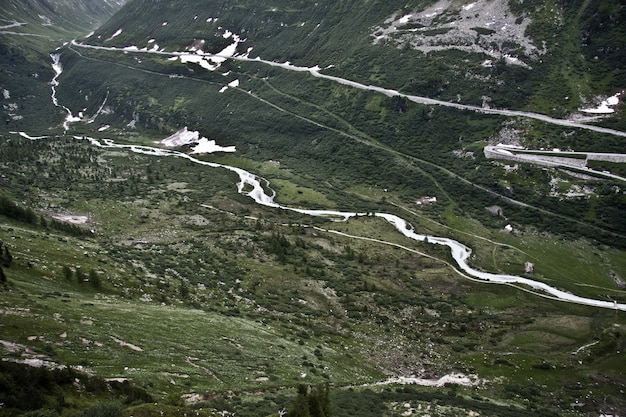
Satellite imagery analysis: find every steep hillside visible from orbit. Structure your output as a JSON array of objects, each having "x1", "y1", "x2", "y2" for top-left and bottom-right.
[
  {"x1": 1, "y1": 0, "x2": 127, "y2": 33},
  {"x1": 85, "y1": 0, "x2": 624, "y2": 119},
  {"x1": 48, "y1": 0, "x2": 626, "y2": 246},
  {"x1": 2, "y1": 1, "x2": 626, "y2": 416},
  {"x1": 0, "y1": 0, "x2": 127, "y2": 131}
]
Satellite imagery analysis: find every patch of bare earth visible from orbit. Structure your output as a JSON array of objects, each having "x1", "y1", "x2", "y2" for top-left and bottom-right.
[{"x1": 372, "y1": 0, "x2": 545, "y2": 67}]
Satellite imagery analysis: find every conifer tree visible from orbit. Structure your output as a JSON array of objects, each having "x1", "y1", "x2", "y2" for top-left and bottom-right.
[
  {"x1": 288, "y1": 383, "x2": 331, "y2": 417},
  {"x1": 0, "y1": 241, "x2": 12, "y2": 267},
  {"x1": 288, "y1": 385, "x2": 311, "y2": 417},
  {"x1": 89, "y1": 269, "x2": 101, "y2": 288}
]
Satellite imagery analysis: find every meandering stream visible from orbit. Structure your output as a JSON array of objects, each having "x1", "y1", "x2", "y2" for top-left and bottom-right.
[
  {"x1": 43, "y1": 42, "x2": 626, "y2": 312},
  {"x1": 82, "y1": 136, "x2": 626, "y2": 312}
]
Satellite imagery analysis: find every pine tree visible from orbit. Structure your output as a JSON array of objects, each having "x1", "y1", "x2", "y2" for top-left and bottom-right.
[
  {"x1": 288, "y1": 384, "x2": 331, "y2": 417},
  {"x1": 179, "y1": 280, "x2": 190, "y2": 299},
  {"x1": 89, "y1": 269, "x2": 101, "y2": 288},
  {"x1": 0, "y1": 241, "x2": 12, "y2": 267},
  {"x1": 62, "y1": 265, "x2": 73, "y2": 281},
  {"x1": 288, "y1": 385, "x2": 311, "y2": 417}
]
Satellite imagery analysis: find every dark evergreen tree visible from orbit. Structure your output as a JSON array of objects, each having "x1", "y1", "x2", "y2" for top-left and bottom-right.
[
  {"x1": 288, "y1": 385, "x2": 311, "y2": 417},
  {"x1": 179, "y1": 280, "x2": 190, "y2": 299},
  {"x1": 288, "y1": 384, "x2": 331, "y2": 417},
  {"x1": 62, "y1": 265, "x2": 73, "y2": 281},
  {"x1": 0, "y1": 242, "x2": 12, "y2": 268},
  {"x1": 89, "y1": 269, "x2": 101, "y2": 289}
]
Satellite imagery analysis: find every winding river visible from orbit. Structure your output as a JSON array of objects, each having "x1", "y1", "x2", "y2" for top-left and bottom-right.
[
  {"x1": 45, "y1": 41, "x2": 626, "y2": 312},
  {"x1": 82, "y1": 136, "x2": 626, "y2": 312}
]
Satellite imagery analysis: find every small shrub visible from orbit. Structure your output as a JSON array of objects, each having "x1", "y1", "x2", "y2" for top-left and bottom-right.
[
  {"x1": 19, "y1": 410, "x2": 59, "y2": 417},
  {"x1": 71, "y1": 402, "x2": 124, "y2": 417}
]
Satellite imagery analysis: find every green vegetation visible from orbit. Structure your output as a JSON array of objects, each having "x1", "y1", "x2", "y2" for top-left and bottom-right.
[
  {"x1": 587, "y1": 160, "x2": 626, "y2": 177},
  {"x1": 1, "y1": 134, "x2": 625, "y2": 416},
  {"x1": 1, "y1": 0, "x2": 626, "y2": 415}
]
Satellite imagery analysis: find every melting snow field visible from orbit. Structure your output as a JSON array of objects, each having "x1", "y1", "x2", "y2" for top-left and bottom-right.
[
  {"x1": 104, "y1": 29, "x2": 123, "y2": 42},
  {"x1": 169, "y1": 31, "x2": 247, "y2": 72},
  {"x1": 51, "y1": 214, "x2": 89, "y2": 224},
  {"x1": 161, "y1": 127, "x2": 236, "y2": 153},
  {"x1": 219, "y1": 79, "x2": 239, "y2": 93},
  {"x1": 161, "y1": 126, "x2": 200, "y2": 147},
  {"x1": 369, "y1": 373, "x2": 480, "y2": 387},
  {"x1": 580, "y1": 93, "x2": 621, "y2": 114},
  {"x1": 191, "y1": 138, "x2": 236, "y2": 154}
]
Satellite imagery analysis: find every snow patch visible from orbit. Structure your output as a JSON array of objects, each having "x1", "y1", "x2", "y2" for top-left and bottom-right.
[
  {"x1": 161, "y1": 127, "x2": 235, "y2": 154},
  {"x1": 503, "y1": 54, "x2": 530, "y2": 69},
  {"x1": 161, "y1": 127, "x2": 200, "y2": 147},
  {"x1": 171, "y1": 31, "x2": 245, "y2": 72},
  {"x1": 580, "y1": 93, "x2": 621, "y2": 114},
  {"x1": 369, "y1": 373, "x2": 480, "y2": 387},
  {"x1": 398, "y1": 14, "x2": 412, "y2": 24},
  {"x1": 51, "y1": 214, "x2": 89, "y2": 224},
  {"x1": 191, "y1": 138, "x2": 236, "y2": 154},
  {"x1": 219, "y1": 79, "x2": 240, "y2": 93},
  {"x1": 106, "y1": 29, "x2": 122, "y2": 41}
]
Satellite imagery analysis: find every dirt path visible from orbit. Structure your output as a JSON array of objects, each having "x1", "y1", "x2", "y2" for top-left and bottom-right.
[{"x1": 185, "y1": 357, "x2": 223, "y2": 383}]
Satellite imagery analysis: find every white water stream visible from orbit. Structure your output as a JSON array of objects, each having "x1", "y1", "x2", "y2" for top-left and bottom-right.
[
  {"x1": 50, "y1": 53, "x2": 82, "y2": 131},
  {"x1": 43, "y1": 42, "x2": 626, "y2": 311},
  {"x1": 81, "y1": 136, "x2": 626, "y2": 312},
  {"x1": 47, "y1": 43, "x2": 626, "y2": 312}
]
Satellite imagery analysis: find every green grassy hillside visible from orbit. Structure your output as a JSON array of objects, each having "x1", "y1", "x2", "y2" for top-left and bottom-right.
[
  {"x1": 1, "y1": 133, "x2": 625, "y2": 416},
  {"x1": 87, "y1": 0, "x2": 625, "y2": 122},
  {"x1": 1, "y1": 0, "x2": 626, "y2": 416}
]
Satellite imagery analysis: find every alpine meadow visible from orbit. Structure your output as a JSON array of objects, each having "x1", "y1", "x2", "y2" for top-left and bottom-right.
[{"x1": 1, "y1": 0, "x2": 626, "y2": 416}]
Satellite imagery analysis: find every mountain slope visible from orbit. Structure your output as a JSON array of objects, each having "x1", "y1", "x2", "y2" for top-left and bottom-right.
[
  {"x1": 0, "y1": 0, "x2": 127, "y2": 131},
  {"x1": 47, "y1": 0, "x2": 626, "y2": 245},
  {"x1": 86, "y1": 0, "x2": 624, "y2": 118},
  {"x1": 2, "y1": 1, "x2": 626, "y2": 416},
  {"x1": 1, "y1": 0, "x2": 127, "y2": 33}
]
